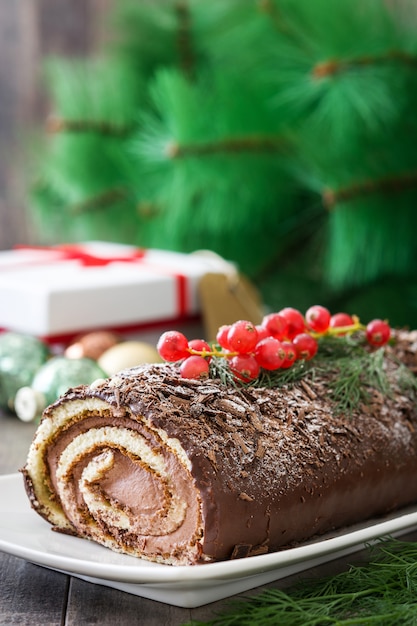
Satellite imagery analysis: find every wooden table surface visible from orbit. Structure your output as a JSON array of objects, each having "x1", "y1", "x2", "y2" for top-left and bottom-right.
[{"x1": 1, "y1": 409, "x2": 417, "y2": 625}]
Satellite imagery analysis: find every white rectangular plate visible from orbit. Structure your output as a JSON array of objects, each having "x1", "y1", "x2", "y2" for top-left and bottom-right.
[{"x1": 1, "y1": 473, "x2": 417, "y2": 607}]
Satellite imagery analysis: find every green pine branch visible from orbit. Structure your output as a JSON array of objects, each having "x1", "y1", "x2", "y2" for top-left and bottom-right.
[{"x1": 28, "y1": 0, "x2": 417, "y2": 326}]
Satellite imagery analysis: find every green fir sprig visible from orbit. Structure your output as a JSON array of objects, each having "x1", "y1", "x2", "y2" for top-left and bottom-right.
[
  {"x1": 209, "y1": 335, "x2": 411, "y2": 415},
  {"x1": 309, "y1": 340, "x2": 390, "y2": 414},
  {"x1": 185, "y1": 539, "x2": 417, "y2": 626}
]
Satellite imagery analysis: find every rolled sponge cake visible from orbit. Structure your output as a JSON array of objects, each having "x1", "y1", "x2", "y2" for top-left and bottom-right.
[{"x1": 22, "y1": 331, "x2": 417, "y2": 565}]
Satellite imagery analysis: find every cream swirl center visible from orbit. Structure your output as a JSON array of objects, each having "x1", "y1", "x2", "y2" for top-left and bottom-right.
[{"x1": 55, "y1": 427, "x2": 187, "y2": 539}]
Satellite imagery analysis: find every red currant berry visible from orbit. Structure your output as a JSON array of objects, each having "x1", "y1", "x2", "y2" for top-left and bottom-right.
[
  {"x1": 227, "y1": 320, "x2": 258, "y2": 354},
  {"x1": 188, "y1": 339, "x2": 212, "y2": 359},
  {"x1": 280, "y1": 342, "x2": 297, "y2": 369},
  {"x1": 261, "y1": 313, "x2": 288, "y2": 340},
  {"x1": 293, "y1": 333, "x2": 318, "y2": 360},
  {"x1": 366, "y1": 319, "x2": 391, "y2": 347},
  {"x1": 180, "y1": 355, "x2": 210, "y2": 379},
  {"x1": 216, "y1": 325, "x2": 231, "y2": 350},
  {"x1": 278, "y1": 307, "x2": 305, "y2": 339},
  {"x1": 329, "y1": 312, "x2": 354, "y2": 334},
  {"x1": 305, "y1": 305, "x2": 331, "y2": 333},
  {"x1": 229, "y1": 355, "x2": 260, "y2": 382},
  {"x1": 157, "y1": 330, "x2": 189, "y2": 361},
  {"x1": 255, "y1": 324, "x2": 271, "y2": 342},
  {"x1": 254, "y1": 337, "x2": 286, "y2": 370}
]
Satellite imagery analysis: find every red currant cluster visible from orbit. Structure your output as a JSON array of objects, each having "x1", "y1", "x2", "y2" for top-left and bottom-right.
[{"x1": 156, "y1": 305, "x2": 391, "y2": 382}]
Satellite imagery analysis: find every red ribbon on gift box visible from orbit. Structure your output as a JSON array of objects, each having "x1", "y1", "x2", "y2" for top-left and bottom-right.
[
  {"x1": 12, "y1": 244, "x2": 189, "y2": 321},
  {"x1": 14, "y1": 243, "x2": 145, "y2": 266}
]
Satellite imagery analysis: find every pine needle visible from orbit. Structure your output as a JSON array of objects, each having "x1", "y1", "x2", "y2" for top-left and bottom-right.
[
  {"x1": 309, "y1": 339, "x2": 391, "y2": 414},
  {"x1": 210, "y1": 336, "x2": 401, "y2": 416}
]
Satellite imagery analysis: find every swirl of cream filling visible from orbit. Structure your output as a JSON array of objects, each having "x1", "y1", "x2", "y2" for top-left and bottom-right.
[
  {"x1": 24, "y1": 398, "x2": 204, "y2": 564},
  {"x1": 55, "y1": 427, "x2": 187, "y2": 542}
]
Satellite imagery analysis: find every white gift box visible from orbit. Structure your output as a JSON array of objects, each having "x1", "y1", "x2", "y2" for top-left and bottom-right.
[{"x1": 0, "y1": 242, "x2": 222, "y2": 341}]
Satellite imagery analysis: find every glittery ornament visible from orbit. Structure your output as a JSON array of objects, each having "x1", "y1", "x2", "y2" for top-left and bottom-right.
[
  {"x1": 98, "y1": 341, "x2": 162, "y2": 376},
  {"x1": 0, "y1": 332, "x2": 50, "y2": 412},
  {"x1": 65, "y1": 331, "x2": 120, "y2": 361},
  {"x1": 14, "y1": 356, "x2": 107, "y2": 422}
]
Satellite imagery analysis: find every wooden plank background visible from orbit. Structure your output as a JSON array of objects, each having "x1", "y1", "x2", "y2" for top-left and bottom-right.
[{"x1": 0, "y1": 0, "x2": 114, "y2": 251}]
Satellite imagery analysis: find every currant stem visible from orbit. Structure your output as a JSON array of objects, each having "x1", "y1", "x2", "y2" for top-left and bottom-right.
[
  {"x1": 309, "y1": 319, "x2": 366, "y2": 339},
  {"x1": 188, "y1": 319, "x2": 366, "y2": 359},
  {"x1": 187, "y1": 347, "x2": 239, "y2": 358}
]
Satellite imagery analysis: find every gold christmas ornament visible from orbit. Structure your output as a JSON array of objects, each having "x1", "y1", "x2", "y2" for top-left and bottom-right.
[{"x1": 98, "y1": 341, "x2": 162, "y2": 375}]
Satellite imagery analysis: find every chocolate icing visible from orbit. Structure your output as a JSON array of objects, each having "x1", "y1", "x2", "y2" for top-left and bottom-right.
[{"x1": 22, "y1": 330, "x2": 417, "y2": 564}]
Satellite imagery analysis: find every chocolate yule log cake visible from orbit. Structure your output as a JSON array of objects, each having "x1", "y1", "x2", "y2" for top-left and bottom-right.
[{"x1": 22, "y1": 324, "x2": 417, "y2": 566}]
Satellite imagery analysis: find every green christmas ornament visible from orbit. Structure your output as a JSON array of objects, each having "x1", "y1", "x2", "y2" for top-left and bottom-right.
[
  {"x1": 0, "y1": 332, "x2": 50, "y2": 412},
  {"x1": 14, "y1": 356, "x2": 107, "y2": 422}
]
